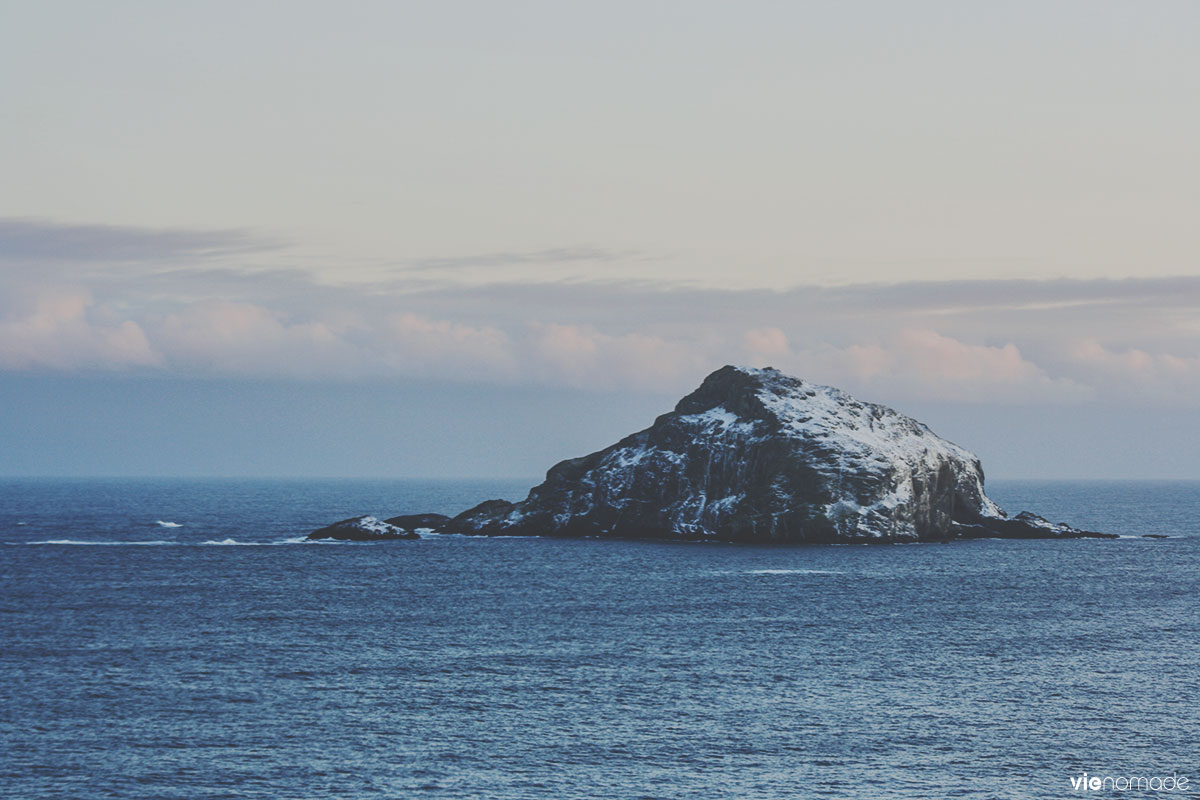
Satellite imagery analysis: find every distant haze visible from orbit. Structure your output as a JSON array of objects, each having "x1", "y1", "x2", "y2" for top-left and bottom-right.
[{"x1": 1, "y1": 2, "x2": 1198, "y2": 479}]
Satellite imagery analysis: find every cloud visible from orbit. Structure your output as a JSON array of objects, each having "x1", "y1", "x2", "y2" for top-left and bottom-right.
[
  {"x1": 156, "y1": 301, "x2": 361, "y2": 378},
  {"x1": 1070, "y1": 339, "x2": 1200, "y2": 373},
  {"x1": 528, "y1": 323, "x2": 704, "y2": 391},
  {"x1": 892, "y1": 329, "x2": 1042, "y2": 383},
  {"x1": 409, "y1": 274, "x2": 1200, "y2": 330},
  {"x1": 149, "y1": 303, "x2": 518, "y2": 382},
  {"x1": 1, "y1": 242, "x2": 1198, "y2": 405},
  {"x1": 400, "y1": 246, "x2": 634, "y2": 273},
  {"x1": 384, "y1": 313, "x2": 516, "y2": 379},
  {"x1": 758, "y1": 329, "x2": 1091, "y2": 404},
  {"x1": 860, "y1": 329, "x2": 1090, "y2": 402},
  {"x1": 0, "y1": 286, "x2": 160, "y2": 369},
  {"x1": 742, "y1": 327, "x2": 789, "y2": 362},
  {"x1": 0, "y1": 217, "x2": 281, "y2": 264},
  {"x1": 143, "y1": 307, "x2": 698, "y2": 390},
  {"x1": 1067, "y1": 339, "x2": 1200, "y2": 401}
]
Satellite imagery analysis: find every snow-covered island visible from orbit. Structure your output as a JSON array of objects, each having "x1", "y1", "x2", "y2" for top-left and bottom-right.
[{"x1": 311, "y1": 365, "x2": 1114, "y2": 544}]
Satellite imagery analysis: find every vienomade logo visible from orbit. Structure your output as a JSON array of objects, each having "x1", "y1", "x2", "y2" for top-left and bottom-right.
[{"x1": 1070, "y1": 772, "x2": 1190, "y2": 792}]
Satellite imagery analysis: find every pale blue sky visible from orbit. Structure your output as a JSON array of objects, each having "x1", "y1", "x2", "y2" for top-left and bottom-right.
[{"x1": 1, "y1": 1, "x2": 1198, "y2": 477}]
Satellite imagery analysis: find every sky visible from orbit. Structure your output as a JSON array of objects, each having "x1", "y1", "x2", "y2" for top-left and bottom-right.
[{"x1": 1, "y1": 1, "x2": 1198, "y2": 479}]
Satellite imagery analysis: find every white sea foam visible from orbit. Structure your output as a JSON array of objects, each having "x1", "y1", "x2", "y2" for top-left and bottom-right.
[
  {"x1": 203, "y1": 537, "x2": 320, "y2": 545},
  {"x1": 19, "y1": 538, "x2": 309, "y2": 546},
  {"x1": 744, "y1": 568, "x2": 845, "y2": 575},
  {"x1": 26, "y1": 539, "x2": 176, "y2": 546},
  {"x1": 155, "y1": 520, "x2": 183, "y2": 528}
]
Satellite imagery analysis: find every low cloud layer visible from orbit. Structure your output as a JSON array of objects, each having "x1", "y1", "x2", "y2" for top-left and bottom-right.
[
  {"x1": 1, "y1": 220, "x2": 1198, "y2": 407},
  {"x1": 1, "y1": 275, "x2": 1195, "y2": 406}
]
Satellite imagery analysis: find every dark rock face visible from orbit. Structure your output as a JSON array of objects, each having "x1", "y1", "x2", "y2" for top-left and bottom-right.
[
  {"x1": 440, "y1": 366, "x2": 1114, "y2": 543},
  {"x1": 307, "y1": 515, "x2": 420, "y2": 541},
  {"x1": 383, "y1": 513, "x2": 450, "y2": 531}
]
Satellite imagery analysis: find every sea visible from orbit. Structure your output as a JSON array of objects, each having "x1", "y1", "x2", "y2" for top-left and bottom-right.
[{"x1": 1, "y1": 478, "x2": 1197, "y2": 800}]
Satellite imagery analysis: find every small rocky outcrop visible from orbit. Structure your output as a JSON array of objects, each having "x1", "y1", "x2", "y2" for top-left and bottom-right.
[
  {"x1": 307, "y1": 515, "x2": 420, "y2": 541},
  {"x1": 952, "y1": 511, "x2": 1111, "y2": 540}
]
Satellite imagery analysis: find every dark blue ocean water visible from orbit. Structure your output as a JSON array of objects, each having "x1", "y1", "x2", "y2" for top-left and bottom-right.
[{"x1": 1, "y1": 478, "x2": 1198, "y2": 799}]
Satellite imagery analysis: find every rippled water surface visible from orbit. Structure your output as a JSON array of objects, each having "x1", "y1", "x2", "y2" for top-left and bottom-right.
[{"x1": 2, "y1": 479, "x2": 1198, "y2": 798}]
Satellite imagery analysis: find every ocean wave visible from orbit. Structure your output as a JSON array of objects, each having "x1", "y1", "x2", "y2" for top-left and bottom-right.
[
  {"x1": 24, "y1": 539, "x2": 177, "y2": 546},
  {"x1": 203, "y1": 537, "x2": 321, "y2": 545},
  {"x1": 744, "y1": 569, "x2": 845, "y2": 575},
  {"x1": 14, "y1": 538, "x2": 314, "y2": 546},
  {"x1": 10, "y1": 534, "x2": 481, "y2": 546},
  {"x1": 154, "y1": 520, "x2": 183, "y2": 528}
]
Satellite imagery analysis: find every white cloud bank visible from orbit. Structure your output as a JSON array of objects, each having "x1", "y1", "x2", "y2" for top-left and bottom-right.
[
  {"x1": 0, "y1": 287, "x2": 159, "y2": 370},
  {"x1": 1, "y1": 271, "x2": 1198, "y2": 407},
  {"x1": 739, "y1": 327, "x2": 1089, "y2": 403}
]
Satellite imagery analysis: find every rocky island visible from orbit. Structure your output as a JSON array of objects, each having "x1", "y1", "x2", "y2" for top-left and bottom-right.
[{"x1": 312, "y1": 366, "x2": 1114, "y2": 544}]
